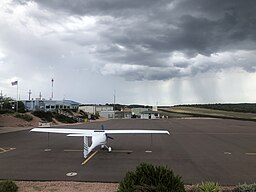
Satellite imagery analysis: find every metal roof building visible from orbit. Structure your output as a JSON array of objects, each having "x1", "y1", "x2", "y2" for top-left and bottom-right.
[{"x1": 22, "y1": 99, "x2": 80, "y2": 112}]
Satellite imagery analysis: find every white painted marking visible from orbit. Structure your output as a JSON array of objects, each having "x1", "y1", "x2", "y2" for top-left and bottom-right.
[
  {"x1": 0, "y1": 147, "x2": 16, "y2": 154},
  {"x1": 66, "y1": 172, "x2": 77, "y2": 177},
  {"x1": 44, "y1": 149, "x2": 52, "y2": 152},
  {"x1": 145, "y1": 150, "x2": 152, "y2": 153},
  {"x1": 245, "y1": 153, "x2": 256, "y2": 156},
  {"x1": 224, "y1": 152, "x2": 232, "y2": 155}
]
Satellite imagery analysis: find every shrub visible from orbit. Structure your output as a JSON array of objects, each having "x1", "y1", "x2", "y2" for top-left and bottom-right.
[
  {"x1": 0, "y1": 180, "x2": 18, "y2": 192},
  {"x1": 118, "y1": 162, "x2": 185, "y2": 192},
  {"x1": 0, "y1": 109, "x2": 14, "y2": 114},
  {"x1": 14, "y1": 113, "x2": 33, "y2": 121},
  {"x1": 32, "y1": 111, "x2": 53, "y2": 122},
  {"x1": 196, "y1": 181, "x2": 220, "y2": 192},
  {"x1": 54, "y1": 113, "x2": 77, "y2": 123},
  {"x1": 238, "y1": 183, "x2": 256, "y2": 192}
]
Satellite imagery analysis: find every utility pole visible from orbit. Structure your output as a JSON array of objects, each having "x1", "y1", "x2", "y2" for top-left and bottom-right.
[
  {"x1": 39, "y1": 92, "x2": 42, "y2": 100},
  {"x1": 51, "y1": 78, "x2": 54, "y2": 100},
  {"x1": 0, "y1": 90, "x2": 2, "y2": 110},
  {"x1": 113, "y1": 90, "x2": 116, "y2": 119},
  {"x1": 28, "y1": 89, "x2": 32, "y2": 100}
]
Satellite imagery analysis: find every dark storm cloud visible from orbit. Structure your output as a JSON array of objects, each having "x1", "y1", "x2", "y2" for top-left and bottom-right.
[
  {"x1": 16, "y1": 0, "x2": 164, "y2": 16},
  {"x1": 13, "y1": 0, "x2": 256, "y2": 80}
]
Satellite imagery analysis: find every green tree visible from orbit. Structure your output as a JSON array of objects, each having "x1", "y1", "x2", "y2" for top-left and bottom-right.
[
  {"x1": 2, "y1": 97, "x2": 14, "y2": 110},
  {"x1": 14, "y1": 101, "x2": 25, "y2": 113}
]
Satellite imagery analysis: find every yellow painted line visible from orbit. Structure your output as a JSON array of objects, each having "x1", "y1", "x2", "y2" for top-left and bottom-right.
[{"x1": 81, "y1": 151, "x2": 98, "y2": 165}]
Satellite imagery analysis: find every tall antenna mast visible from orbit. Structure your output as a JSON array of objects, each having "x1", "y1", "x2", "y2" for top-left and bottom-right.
[
  {"x1": 51, "y1": 78, "x2": 54, "y2": 100},
  {"x1": 113, "y1": 90, "x2": 116, "y2": 119},
  {"x1": 0, "y1": 90, "x2": 2, "y2": 110},
  {"x1": 28, "y1": 89, "x2": 32, "y2": 100}
]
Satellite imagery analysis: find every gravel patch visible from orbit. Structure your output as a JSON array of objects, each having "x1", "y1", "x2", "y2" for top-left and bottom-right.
[
  {"x1": 16, "y1": 181, "x2": 119, "y2": 192},
  {"x1": 15, "y1": 181, "x2": 238, "y2": 192}
]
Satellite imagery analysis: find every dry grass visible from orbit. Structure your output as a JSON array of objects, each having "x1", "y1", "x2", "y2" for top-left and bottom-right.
[{"x1": 159, "y1": 106, "x2": 256, "y2": 121}]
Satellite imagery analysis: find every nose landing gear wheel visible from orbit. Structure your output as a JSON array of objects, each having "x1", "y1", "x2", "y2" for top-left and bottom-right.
[{"x1": 108, "y1": 147, "x2": 112, "y2": 152}]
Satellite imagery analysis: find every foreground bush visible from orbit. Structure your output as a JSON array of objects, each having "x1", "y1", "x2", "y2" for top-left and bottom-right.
[
  {"x1": 238, "y1": 183, "x2": 256, "y2": 192},
  {"x1": 0, "y1": 180, "x2": 18, "y2": 192},
  {"x1": 14, "y1": 113, "x2": 33, "y2": 121},
  {"x1": 196, "y1": 181, "x2": 220, "y2": 192},
  {"x1": 118, "y1": 162, "x2": 185, "y2": 192}
]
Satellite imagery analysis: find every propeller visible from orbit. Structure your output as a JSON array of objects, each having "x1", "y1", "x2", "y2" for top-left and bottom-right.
[
  {"x1": 101, "y1": 124, "x2": 114, "y2": 140},
  {"x1": 107, "y1": 135, "x2": 114, "y2": 140}
]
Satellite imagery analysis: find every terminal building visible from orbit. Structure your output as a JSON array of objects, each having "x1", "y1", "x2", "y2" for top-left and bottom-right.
[{"x1": 22, "y1": 99, "x2": 80, "y2": 112}]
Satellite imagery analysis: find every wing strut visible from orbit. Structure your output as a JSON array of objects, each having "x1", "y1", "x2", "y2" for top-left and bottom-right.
[{"x1": 83, "y1": 136, "x2": 89, "y2": 158}]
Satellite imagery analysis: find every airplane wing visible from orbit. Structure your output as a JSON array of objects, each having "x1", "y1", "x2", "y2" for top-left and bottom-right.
[
  {"x1": 30, "y1": 128, "x2": 94, "y2": 136},
  {"x1": 31, "y1": 128, "x2": 170, "y2": 136},
  {"x1": 105, "y1": 130, "x2": 170, "y2": 135}
]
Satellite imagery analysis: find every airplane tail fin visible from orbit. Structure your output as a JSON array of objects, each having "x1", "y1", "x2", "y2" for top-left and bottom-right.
[{"x1": 83, "y1": 136, "x2": 89, "y2": 158}]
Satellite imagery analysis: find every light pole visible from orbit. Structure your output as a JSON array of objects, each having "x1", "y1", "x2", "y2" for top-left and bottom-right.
[
  {"x1": 113, "y1": 90, "x2": 116, "y2": 119},
  {"x1": 11, "y1": 81, "x2": 18, "y2": 112}
]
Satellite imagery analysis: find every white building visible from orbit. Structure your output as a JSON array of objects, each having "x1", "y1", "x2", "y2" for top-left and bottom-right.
[
  {"x1": 140, "y1": 110, "x2": 160, "y2": 119},
  {"x1": 131, "y1": 108, "x2": 149, "y2": 118},
  {"x1": 99, "y1": 111, "x2": 115, "y2": 119},
  {"x1": 79, "y1": 105, "x2": 113, "y2": 115},
  {"x1": 22, "y1": 99, "x2": 80, "y2": 112}
]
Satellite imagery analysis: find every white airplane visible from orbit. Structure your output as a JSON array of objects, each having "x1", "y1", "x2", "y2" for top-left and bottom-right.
[{"x1": 31, "y1": 126, "x2": 170, "y2": 158}]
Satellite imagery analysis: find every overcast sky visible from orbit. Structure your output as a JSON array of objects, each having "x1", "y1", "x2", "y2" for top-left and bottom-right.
[{"x1": 1, "y1": 0, "x2": 256, "y2": 105}]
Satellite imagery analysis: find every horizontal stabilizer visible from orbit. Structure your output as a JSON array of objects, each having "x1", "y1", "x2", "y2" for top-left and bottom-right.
[{"x1": 67, "y1": 134, "x2": 92, "y2": 137}]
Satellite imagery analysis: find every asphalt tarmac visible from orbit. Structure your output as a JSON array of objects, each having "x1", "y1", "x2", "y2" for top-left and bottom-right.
[{"x1": 0, "y1": 118, "x2": 256, "y2": 185}]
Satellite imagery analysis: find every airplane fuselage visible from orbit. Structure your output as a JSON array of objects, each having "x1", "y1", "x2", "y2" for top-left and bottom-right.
[{"x1": 88, "y1": 132, "x2": 107, "y2": 153}]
